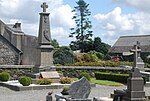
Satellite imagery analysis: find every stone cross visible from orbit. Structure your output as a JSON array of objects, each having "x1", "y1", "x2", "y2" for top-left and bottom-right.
[
  {"x1": 130, "y1": 41, "x2": 141, "y2": 68},
  {"x1": 41, "y1": 2, "x2": 48, "y2": 12}
]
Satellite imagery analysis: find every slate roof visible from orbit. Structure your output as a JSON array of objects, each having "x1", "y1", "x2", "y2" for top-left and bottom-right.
[{"x1": 110, "y1": 35, "x2": 150, "y2": 53}]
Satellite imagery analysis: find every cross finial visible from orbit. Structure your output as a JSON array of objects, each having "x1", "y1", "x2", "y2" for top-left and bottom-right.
[
  {"x1": 41, "y1": 2, "x2": 48, "y2": 12},
  {"x1": 130, "y1": 41, "x2": 141, "y2": 68}
]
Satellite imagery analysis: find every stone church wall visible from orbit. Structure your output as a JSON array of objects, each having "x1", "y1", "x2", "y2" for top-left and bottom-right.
[{"x1": 0, "y1": 36, "x2": 20, "y2": 65}]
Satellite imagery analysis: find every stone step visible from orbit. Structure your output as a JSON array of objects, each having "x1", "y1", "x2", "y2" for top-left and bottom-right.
[
  {"x1": 94, "y1": 97, "x2": 113, "y2": 101},
  {"x1": 145, "y1": 82, "x2": 150, "y2": 87}
]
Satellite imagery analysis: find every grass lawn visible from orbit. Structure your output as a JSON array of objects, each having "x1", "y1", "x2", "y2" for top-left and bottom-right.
[
  {"x1": 72, "y1": 78, "x2": 124, "y2": 86},
  {"x1": 90, "y1": 78, "x2": 124, "y2": 86}
]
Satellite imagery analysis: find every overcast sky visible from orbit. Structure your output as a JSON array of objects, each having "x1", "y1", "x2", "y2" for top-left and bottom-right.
[{"x1": 0, "y1": 0, "x2": 150, "y2": 46}]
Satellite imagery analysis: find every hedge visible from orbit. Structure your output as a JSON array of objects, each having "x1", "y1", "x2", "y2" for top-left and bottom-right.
[
  {"x1": 37, "y1": 79, "x2": 52, "y2": 85},
  {"x1": 78, "y1": 72, "x2": 91, "y2": 81},
  {"x1": 95, "y1": 72, "x2": 129, "y2": 83},
  {"x1": 95, "y1": 72, "x2": 147, "y2": 84}
]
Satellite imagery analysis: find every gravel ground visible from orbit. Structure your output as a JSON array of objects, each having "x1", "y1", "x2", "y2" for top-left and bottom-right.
[{"x1": 0, "y1": 85, "x2": 150, "y2": 101}]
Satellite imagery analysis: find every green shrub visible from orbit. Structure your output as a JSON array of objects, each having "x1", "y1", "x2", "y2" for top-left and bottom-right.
[
  {"x1": 37, "y1": 79, "x2": 52, "y2": 85},
  {"x1": 96, "y1": 52, "x2": 104, "y2": 60},
  {"x1": 67, "y1": 61, "x2": 132, "y2": 67},
  {"x1": 19, "y1": 76, "x2": 32, "y2": 86},
  {"x1": 0, "y1": 72, "x2": 10, "y2": 82},
  {"x1": 53, "y1": 46, "x2": 75, "y2": 65},
  {"x1": 61, "y1": 86, "x2": 69, "y2": 95},
  {"x1": 79, "y1": 72, "x2": 91, "y2": 81},
  {"x1": 95, "y1": 72, "x2": 129, "y2": 83},
  {"x1": 62, "y1": 86, "x2": 69, "y2": 92},
  {"x1": 88, "y1": 51, "x2": 104, "y2": 60},
  {"x1": 60, "y1": 77, "x2": 72, "y2": 84}
]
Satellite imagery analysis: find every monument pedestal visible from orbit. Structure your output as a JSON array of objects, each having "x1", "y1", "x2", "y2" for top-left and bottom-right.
[
  {"x1": 33, "y1": 2, "x2": 59, "y2": 80},
  {"x1": 36, "y1": 2, "x2": 54, "y2": 68},
  {"x1": 38, "y1": 45, "x2": 53, "y2": 66},
  {"x1": 124, "y1": 68, "x2": 145, "y2": 101}
]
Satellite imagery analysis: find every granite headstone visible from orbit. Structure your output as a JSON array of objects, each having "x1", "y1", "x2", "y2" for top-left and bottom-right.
[{"x1": 69, "y1": 77, "x2": 91, "y2": 99}]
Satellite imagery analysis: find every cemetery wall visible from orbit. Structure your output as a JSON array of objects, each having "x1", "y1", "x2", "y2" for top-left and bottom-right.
[
  {"x1": 0, "y1": 66, "x2": 150, "y2": 79},
  {"x1": 0, "y1": 65, "x2": 33, "y2": 80},
  {"x1": 56, "y1": 66, "x2": 150, "y2": 77}
]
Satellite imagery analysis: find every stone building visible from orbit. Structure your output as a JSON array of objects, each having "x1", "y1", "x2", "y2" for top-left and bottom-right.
[
  {"x1": 0, "y1": 20, "x2": 39, "y2": 65},
  {"x1": 110, "y1": 35, "x2": 150, "y2": 62}
]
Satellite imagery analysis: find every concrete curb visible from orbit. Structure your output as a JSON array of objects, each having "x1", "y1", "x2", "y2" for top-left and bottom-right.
[{"x1": 0, "y1": 82, "x2": 96, "y2": 91}]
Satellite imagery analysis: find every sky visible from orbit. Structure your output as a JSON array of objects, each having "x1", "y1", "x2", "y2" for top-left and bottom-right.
[{"x1": 0, "y1": 0, "x2": 150, "y2": 46}]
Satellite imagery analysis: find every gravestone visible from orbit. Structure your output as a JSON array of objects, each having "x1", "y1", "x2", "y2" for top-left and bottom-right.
[
  {"x1": 112, "y1": 42, "x2": 145, "y2": 101},
  {"x1": 55, "y1": 77, "x2": 92, "y2": 101},
  {"x1": 69, "y1": 77, "x2": 91, "y2": 99},
  {"x1": 39, "y1": 71, "x2": 60, "y2": 83},
  {"x1": 40, "y1": 71, "x2": 60, "y2": 79},
  {"x1": 125, "y1": 42, "x2": 145, "y2": 100},
  {"x1": 36, "y1": 2, "x2": 54, "y2": 66},
  {"x1": 130, "y1": 41, "x2": 144, "y2": 71}
]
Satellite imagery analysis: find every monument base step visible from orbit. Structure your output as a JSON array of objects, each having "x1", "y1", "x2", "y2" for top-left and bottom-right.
[
  {"x1": 94, "y1": 97, "x2": 113, "y2": 101},
  {"x1": 145, "y1": 82, "x2": 150, "y2": 87},
  {"x1": 33, "y1": 65, "x2": 56, "y2": 73}
]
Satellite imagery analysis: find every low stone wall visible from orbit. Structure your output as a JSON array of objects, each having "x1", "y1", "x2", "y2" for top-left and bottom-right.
[
  {"x1": 0, "y1": 65, "x2": 33, "y2": 80},
  {"x1": 0, "y1": 65, "x2": 150, "y2": 78},
  {"x1": 56, "y1": 66, "x2": 150, "y2": 77}
]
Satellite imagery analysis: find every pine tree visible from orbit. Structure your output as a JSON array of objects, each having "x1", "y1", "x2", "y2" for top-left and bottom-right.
[{"x1": 69, "y1": 0, "x2": 92, "y2": 53}]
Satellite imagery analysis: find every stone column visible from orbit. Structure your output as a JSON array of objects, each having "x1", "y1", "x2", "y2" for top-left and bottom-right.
[{"x1": 36, "y1": 2, "x2": 54, "y2": 66}]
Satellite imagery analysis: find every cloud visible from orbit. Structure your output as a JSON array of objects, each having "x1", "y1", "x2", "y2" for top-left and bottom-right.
[
  {"x1": 51, "y1": 4, "x2": 75, "y2": 27},
  {"x1": 94, "y1": 7, "x2": 150, "y2": 45},
  {"x1": 0, "y1": 0, "x2": 74, "y2": 45},
  {"x1": 113, "y1": 0, "x2": 150, "y2": 13},
  {"x1": 51, "y1": 27, "x2": 75, "y2": 46}
]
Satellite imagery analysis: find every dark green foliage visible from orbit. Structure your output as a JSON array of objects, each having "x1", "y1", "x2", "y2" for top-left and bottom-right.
[
  {"x1": 19, "y1": 76, "x2": 32, "y2": 86},
  {"x1": 0, "y1": 72, "x2": 10, "y2": 82},
  {"x1": 145, "y1": 63, "x2": 150, "y2": 68},
  {"x1": 95, "y1": 72, "x2": 129, "y2": 83},
  {"x1": 93, "y1": 37, "x2": 101, "y2": 52},
  {"x1": 51, "y1": 39, "x2": 59, "y2": 48},
  {"x1": 78, "y1": 72, "x2": 91, "y2": 81},
  {"x1": 104, "y1": 54, "x2": 112, "y2": 60},
  {"x1": 60, "y1": 77, "x2": 72, "y2": 84},
  {"x1": 93, "y1": 37, "x2": 111, "y2": 55},
  {"x1": 36, "y1": 79, "x2": 52, "y2": 85},
  {"x1": 69, "y1": 0, "x2": 93, "y2": 53},
  {"x1": 53, "y1": 46, "x2": 75, "y2": 65}
]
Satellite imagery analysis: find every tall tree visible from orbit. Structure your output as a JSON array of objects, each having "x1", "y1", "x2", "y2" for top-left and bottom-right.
[{"x1": 69, "y1": 0, "x2": 93, "y2": 53}]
